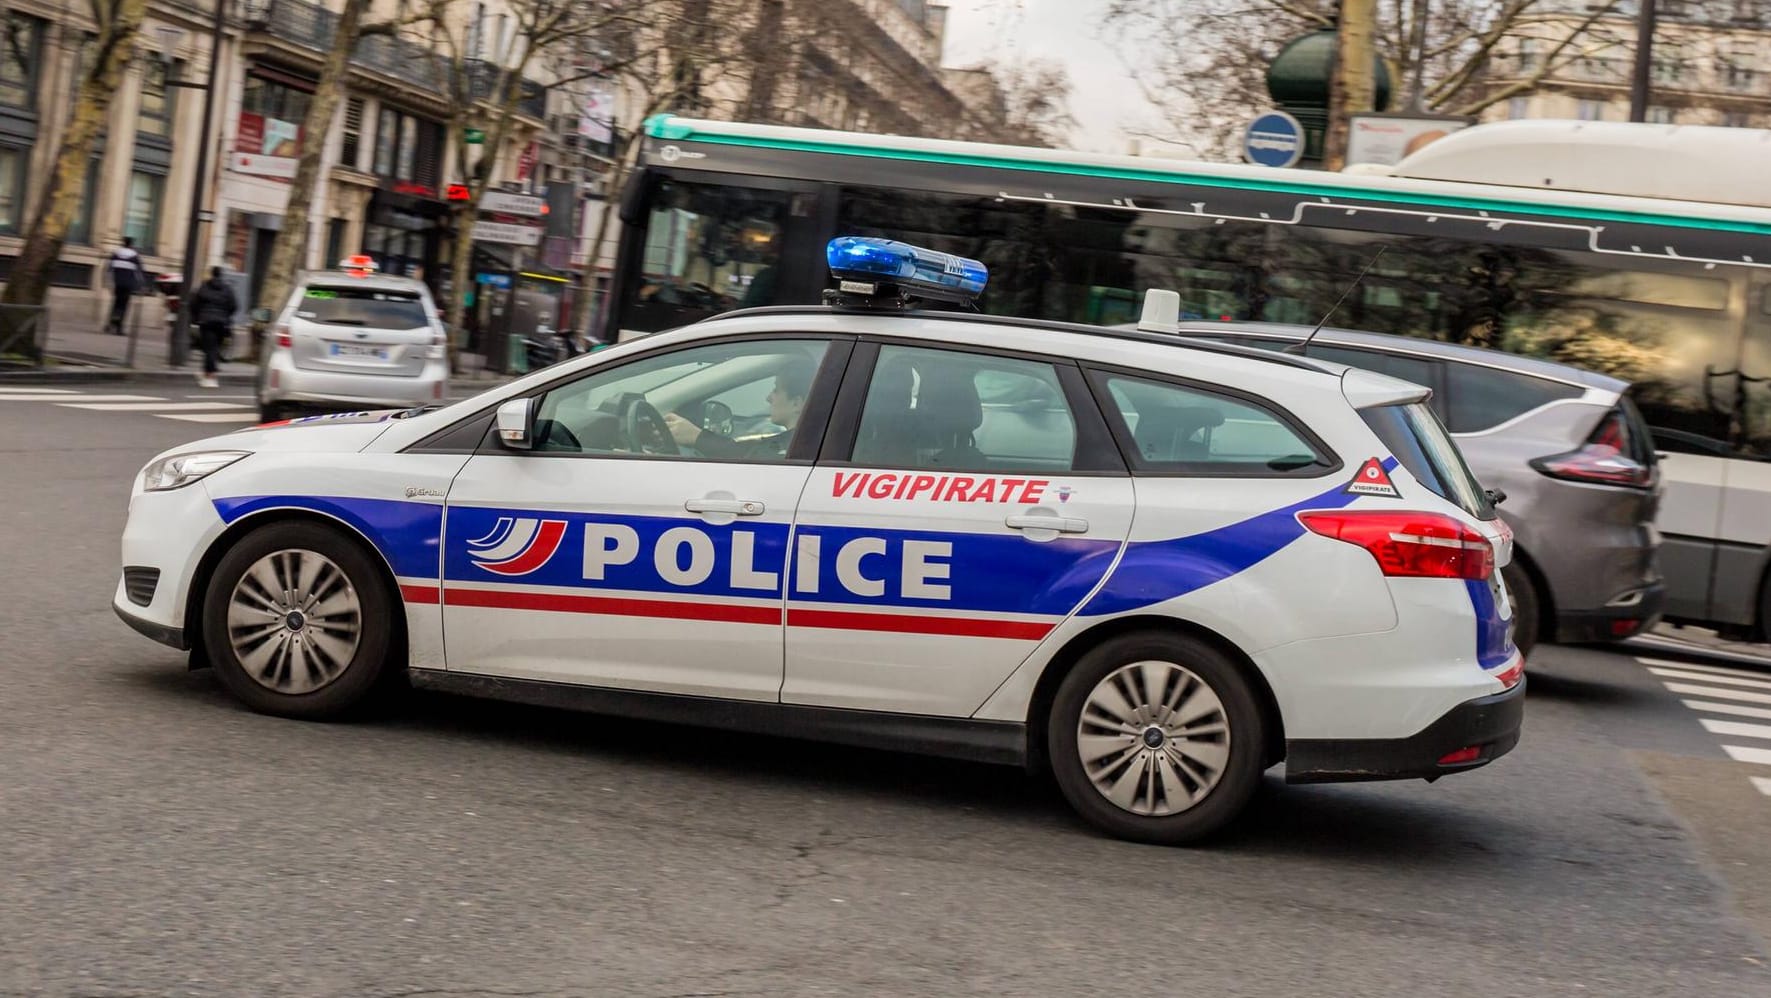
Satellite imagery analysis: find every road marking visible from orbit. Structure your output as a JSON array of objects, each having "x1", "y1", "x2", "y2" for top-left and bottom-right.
[
  {"x1": 182, "y1": 394, "x2": 255, "y2": 400},
  {"x1": 0, "y1": 387, "x2": 76, "y2": 394},
  {"x1": 0, "y1": 393, "x2": 164, "y2": 402},
  {"x1": 1682, "y1": 699, "x2": 1771, "y2": 720},
  {"x1": 1753, "y1": 777, "x2": 1771, "y2": 797},
  {"x1": 1637, "y1": 657, "x2": 1771, "y2": 680},
  {"x1": 1722, "y1": 744, "x2": 1771, "y2": 765},
  {"x1": 161, "y1": 413, "x2": 261, "y2": 423},
  {"x1": 1701, "y1": 718, "x2": 1771, "y2": 741},
  {"x1": 1662, "y1": 682, "x2": 1771, "y2": 704},
  {"x1": 1648, "y1": 667, "x2": 1771, "y2": 691},
  {"x1": 62, "y1": 402, "x2": 249, "y2": 412}
]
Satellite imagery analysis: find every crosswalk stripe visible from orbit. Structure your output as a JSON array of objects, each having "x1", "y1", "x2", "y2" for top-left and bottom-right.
[
  {"x1": 1637, "y1": 657, "x2": 1771, "y2": 681},
  {"x1": 1722, "y1": 744, "x2": 1771, "y2": 765},
  {"x1": 1753, "y1": 777, "x2": 1771, "y2": 797},
  {"x1": 1648, "y1": 667, "x2": 1771, "y2": 691},
  {"x1": 0, "y1": 393, "x2": 163, "y2": 402},
  {"x1": 62, "y1": 402, "x2": 249, "y2": 412},
  {"x1": 1701, "y1": 718, "x2": 1771, "y2": 741},
  {"x1": 1663, "y1": 682, "x2": 1771, "y2": 704},
  {"x1": 161, "y1": 413, "x2": 261, "y2": 423},
  {"x1": 0, "y1": 387, "x2": 76, "y2": 394},
  {"x1": 1681, "y1": 699, "x2": 1771, "y2": 720}
]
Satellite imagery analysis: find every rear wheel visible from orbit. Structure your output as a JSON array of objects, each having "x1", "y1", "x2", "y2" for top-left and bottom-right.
[
  {"x1": 201, "y1": 521, "x2": 395, "y2": 719},
  {"x1": 1047, "y1": 631, "x2": 1266, "y2": 845},
  {"x1": 257, "y1": 401, "x2": 286, "y2": 423},
  {"x1": 1502, "y1": 561, "x2": 1541, "y2": 658}
]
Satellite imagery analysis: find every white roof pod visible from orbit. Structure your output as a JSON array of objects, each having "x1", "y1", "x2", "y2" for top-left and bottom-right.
[{"x1": 1384, "y1": 119, "x2": 1771, "y2": 209}]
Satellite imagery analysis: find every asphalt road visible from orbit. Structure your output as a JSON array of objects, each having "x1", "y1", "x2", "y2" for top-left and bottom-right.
[{"x1": 5, "y1": 382, "x2": 1771, "y2": 998}]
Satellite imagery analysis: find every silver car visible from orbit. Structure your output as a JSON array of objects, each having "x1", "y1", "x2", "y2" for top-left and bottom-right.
[
  {"x1": 1183, "y1": 323, "x2": 1663, "y2": 656},
  {"x1": 258, "y1": 266, "x2": 450, "y2": 422}
]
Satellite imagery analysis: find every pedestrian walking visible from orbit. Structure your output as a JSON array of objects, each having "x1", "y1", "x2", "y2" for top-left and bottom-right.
[
  {"x1": 106, "y1": 237, "x2": 148, "y2": 335},
  {"x1": 186, "y1": 266, "x2": 237, "y2": 389}
]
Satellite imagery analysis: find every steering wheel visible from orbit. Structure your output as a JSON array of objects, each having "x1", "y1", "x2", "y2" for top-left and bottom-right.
[{"x1": 618, "y1": 394, "x2": 679, "y2": 455}]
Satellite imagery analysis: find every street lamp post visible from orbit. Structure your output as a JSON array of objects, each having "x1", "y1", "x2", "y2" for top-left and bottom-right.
[{"x1": 166, "y1": 0, "x2": 228, "y2": 367}]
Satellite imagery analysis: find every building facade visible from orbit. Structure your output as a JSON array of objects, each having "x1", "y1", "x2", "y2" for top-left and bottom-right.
[{"x1": 1485, "y1": 0, "x2": 1771, "y2": 127}]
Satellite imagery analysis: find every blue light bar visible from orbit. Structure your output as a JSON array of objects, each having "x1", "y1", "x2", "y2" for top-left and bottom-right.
[{"x1": 826, "y1": 237, "x2": 988, "y2": 298}]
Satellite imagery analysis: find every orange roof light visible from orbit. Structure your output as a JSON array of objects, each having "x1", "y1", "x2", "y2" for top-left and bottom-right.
[{"x1": 339, "y1": 254, "x2": 378, "y2": 277}]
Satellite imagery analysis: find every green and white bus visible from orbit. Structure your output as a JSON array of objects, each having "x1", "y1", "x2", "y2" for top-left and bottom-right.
[{"x1": 606, "y1": 114, "x2": 1771, "y2": 639}]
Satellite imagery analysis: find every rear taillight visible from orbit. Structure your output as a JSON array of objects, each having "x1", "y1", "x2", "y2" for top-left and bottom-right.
[
  {"x1": 1531, "y1": 409, "x2": 1652, "y2": 488},
  {"x1": 426, "y1": 329, "x2": 446, "y2": 360},
  {"x1": 1298, "y1": 510, "x2": 1495, "y2": 580},
  {"x1": 274, "y1": 324, "x2": 292, "y2": 349}
]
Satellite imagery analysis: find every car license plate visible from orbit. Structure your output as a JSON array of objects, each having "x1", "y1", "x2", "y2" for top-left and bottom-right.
[{"x1": 330, "y1": 343, "x2": 388, "y2": 359}]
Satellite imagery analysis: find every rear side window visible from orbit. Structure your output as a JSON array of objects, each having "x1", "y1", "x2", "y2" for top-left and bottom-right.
[
  {"x1": 1094, "y1": 373, "x2": 1333, "y2": 475},
  {"x1": 297, "y1": 286, "x2": 430, "y2": 329},
  {"x1": 1442, "y1": 363, "x2": 1582, "y2": 433},
  {"x1": 1362, "y1": 403, "x2": 1495, "y2": 519},
  {"x1": 1304, "y1": 345, "x2": 1437, "y2": 394}
]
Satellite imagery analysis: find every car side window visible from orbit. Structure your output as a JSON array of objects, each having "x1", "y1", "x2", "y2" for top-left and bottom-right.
[
  {"x1": 1095, "y1": 373, "x2": 1333, "y2": 475},
  {"x1": 531, "y1": 338, "x2": 831, "y2": 462},
  {"x1": 849, "y1": 344, "x2": 1077, "y2": 472},
  {"x1": 1442, "y1": 362, "x2": 1583, "y2": 433}
]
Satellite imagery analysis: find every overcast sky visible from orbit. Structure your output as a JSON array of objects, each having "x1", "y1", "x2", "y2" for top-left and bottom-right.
[{"x1": 940, "y1": 0, "x2": 1158, "y2": 153}]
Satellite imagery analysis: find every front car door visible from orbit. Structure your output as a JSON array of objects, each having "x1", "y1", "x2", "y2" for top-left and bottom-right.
[
  {"x1": 783, "y1": 339, "x2": 1135, "y2": 716},
  {"x1": 441, "y1": 334, "x2": 851, "y2": 700}
]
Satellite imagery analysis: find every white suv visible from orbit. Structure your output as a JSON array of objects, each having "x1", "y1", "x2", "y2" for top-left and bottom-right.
[
  {"x1": 257, "y1": 258, "x2": 449, "y2": 422},
  {"x1": 117, "y1": 239, "x2": 1521, "y2": 845}
]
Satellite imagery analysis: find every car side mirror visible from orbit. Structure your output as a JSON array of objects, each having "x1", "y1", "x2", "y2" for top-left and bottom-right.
[
  {"x1": 700, "y1": 399, "x2": 733, "y2": 436},
  {"x1": 1486, "y1": 488, "x2": 1507, "y2": 506},
  {"x1": 495, "y1": 397, "x2": 536, "y2": 450},
  {"x1": 249, "y1": 307, "x2": 273, "y2": 323}
]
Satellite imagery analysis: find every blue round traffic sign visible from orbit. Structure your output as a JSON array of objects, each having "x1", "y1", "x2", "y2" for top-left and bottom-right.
[{"x1": 1244, "y1": 111, "x2": 1304, "y2": 168}]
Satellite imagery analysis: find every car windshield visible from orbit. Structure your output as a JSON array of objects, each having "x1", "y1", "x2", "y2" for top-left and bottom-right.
[
  {"x1": 296, "y1": 286, "x2": 429, "y2": 329},
  {"x1": 1361, "y1": 402, "x2": 1495, "y2": 520}
]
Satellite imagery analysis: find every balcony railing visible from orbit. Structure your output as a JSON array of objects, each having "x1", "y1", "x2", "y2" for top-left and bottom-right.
[{"x1": 242, "y1": 0, "x2": 549, "y2": 118}]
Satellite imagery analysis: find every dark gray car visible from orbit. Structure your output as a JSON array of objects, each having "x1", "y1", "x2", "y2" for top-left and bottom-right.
[{"x1": 1180, "y1": 323, "x2": 1663, "y2": 656}]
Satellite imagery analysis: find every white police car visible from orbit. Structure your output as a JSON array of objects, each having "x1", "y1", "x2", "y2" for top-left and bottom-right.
[{"x1": 115, "y1": 238, "x2": 1523, "y2": 845}]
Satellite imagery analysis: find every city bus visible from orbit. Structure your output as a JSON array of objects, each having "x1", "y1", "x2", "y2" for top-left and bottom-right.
[{"x1": 603, "y1": 114, "x2": 1771, "y2": 641}]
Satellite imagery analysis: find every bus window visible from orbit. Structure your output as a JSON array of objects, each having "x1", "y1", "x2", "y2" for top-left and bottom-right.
[{"x1": 620, "y1": 179, "x2": 790, "y2": 333}]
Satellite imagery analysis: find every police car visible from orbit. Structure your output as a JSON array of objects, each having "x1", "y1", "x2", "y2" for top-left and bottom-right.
[{"x1": 114, "y1": 238, "x2": 1523, "y2": 845}]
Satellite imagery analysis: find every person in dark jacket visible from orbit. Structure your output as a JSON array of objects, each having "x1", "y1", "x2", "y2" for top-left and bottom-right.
[
  {"x1": 186, "y1": 267, "x2": 238, "y2": 388},
  {"x1": 106, "y1": 236, "x2": 149, "y2": 335}
]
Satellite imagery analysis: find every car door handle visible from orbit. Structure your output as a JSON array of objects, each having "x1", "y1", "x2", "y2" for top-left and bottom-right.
[
  {"x1": 1006, "y1": 514, "x2": 1089, "y2": 533},
  {"x1": 685, "y1": 498, "x2": 765, "y2": 516}
]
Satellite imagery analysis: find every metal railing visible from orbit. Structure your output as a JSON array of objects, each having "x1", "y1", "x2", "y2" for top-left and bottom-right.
[{"x1": 245, "y1": 0, "x2": 547, "y2": 116}]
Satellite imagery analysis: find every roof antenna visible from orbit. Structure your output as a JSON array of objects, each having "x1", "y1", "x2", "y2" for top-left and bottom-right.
[{"x1": 1287, "y1": 245, "x2": 1388, "y2": 355}]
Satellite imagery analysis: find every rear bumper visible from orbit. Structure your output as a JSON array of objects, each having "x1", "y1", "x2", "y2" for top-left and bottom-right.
[
  {"x1": 1283, "y1": 678, "x2": 1525, "y2": 784},
  {"x1": 263, "y1": 354, "x2": 447, "y2": 408},
  {"x1": 1556, "y1": 580, "x2": 1665, "y2": 643}
]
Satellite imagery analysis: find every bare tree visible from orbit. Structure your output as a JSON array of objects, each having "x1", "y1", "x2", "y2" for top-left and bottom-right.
[
  {"x1": 1, "y1": 0, "x2": 151, "y2": 309},
  {"x1": 1104, "y1": 0, "x2": 1628, "y2": 159},
  {"x1": 561, "y1": 0, "x2": 772, "y2": 342},
  {"x1": 254, "y1": 0, "x2": 435, "y2": 337},
  {"x1": 980, "y1": 58, "x2": 1078, "y2": 147}
]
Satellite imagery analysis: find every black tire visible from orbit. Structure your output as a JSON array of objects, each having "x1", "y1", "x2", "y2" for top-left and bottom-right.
[
  {"x1": 1502, "y1": 561, "x2": 1540, "y2": 658},
  {"x1": 1047, "y1": 631, "x2": 1267, "y2": 846},
  {"x1": 201, "y1": 521, "x2": 396, "y2": 720},
  {"x1": 258, "y1": 401, "x2": 285, "y2": 423}
]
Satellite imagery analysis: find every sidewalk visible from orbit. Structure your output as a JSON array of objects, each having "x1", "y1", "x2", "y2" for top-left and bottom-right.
[{"x1": 5, "y1": 300, "x2": 514, "y2": 393}]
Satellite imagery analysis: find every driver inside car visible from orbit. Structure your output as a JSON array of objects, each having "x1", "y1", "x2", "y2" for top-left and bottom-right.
[{"x1": 664, "y1": 359, "x2": 813, "y2": 460}]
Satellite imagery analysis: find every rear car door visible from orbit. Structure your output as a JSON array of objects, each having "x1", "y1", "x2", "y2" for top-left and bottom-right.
[
  {"x1": 441, "y1": 334, "x2": 849, "y2": 701},
  {"x1": 783, "y1": 340, "x2": 1134, "y2": 716},
  {"x1": 287, "y1": 281, "x2": 438, "y2": 378}
]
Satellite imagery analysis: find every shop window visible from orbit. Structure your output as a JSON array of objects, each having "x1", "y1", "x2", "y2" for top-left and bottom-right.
[
  {"x1": 0, "y1": 146, "x2": 24, "y2": 234},
  {"x1": 66, "y1": 158, "x2": 102, "y2": 245}
]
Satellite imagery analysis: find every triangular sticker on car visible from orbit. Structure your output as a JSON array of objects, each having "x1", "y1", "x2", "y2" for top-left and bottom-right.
[{"x1": 1345, "y1": 457, "x2": 1401, "y2": 497}]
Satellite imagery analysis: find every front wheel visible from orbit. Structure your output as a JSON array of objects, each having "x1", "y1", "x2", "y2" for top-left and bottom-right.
[
  {"x1": 201, "y1": 521, "x2": 395, "y2": 719},
  {"x1": 1047, "y1": 631, "x2": 1267, "y2": 845}
]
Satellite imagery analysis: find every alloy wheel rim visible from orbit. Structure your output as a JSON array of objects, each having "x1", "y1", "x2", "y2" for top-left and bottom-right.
[
  {"x1": 226, "y1": 549, "x2": 362, "y2": 694},
  {"x1": 1076, "y1": 660, "x2": 1231, "y2": 817}
]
